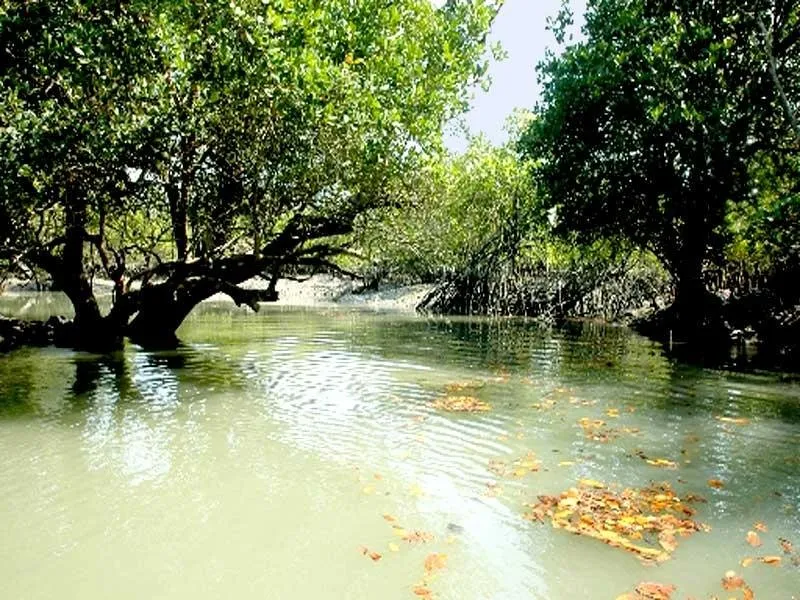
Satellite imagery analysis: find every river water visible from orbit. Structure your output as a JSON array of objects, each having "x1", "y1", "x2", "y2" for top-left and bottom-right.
[{"x1": 1, "y1": 295, "x2": 799, "y2": 599}]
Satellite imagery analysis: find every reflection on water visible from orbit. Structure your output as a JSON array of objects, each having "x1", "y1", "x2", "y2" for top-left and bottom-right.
[{"x1": 0, "y1": 299, "x2": 799, "y2": 599}]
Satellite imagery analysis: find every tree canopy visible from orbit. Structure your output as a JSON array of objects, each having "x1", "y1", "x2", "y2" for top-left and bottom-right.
[
  {"x1": 520, "y1": 0, "x2": 800, "y2": 330},
  {"x1": 0, "y1": 0, "x2": 501, "y2": 349}
]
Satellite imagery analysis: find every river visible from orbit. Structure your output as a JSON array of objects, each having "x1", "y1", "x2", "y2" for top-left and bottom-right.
[{"x1": 1, "y1": 294, "x2": 799, "y2": 599}]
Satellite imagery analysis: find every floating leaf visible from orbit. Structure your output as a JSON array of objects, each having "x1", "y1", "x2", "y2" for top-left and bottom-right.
[
  {"x1": 779, "y1": 537, "x2": 793, "y2": 554},
  {"x1": 359, "y1": 546, "x2": 382, "y2": 562},
  {"x1": 759, "y1": 555, "x2": 782, "y2": 565},
  {"x1": 578, "y1": 478, "x2": 605, "y2": 489},
  {"x1": 740, "y1": 557, "x2": 753, "y2": 567},
  {"x1": 412, "y1": 585, "x2": 433, "y2": 598},
  {"x1": 433, "y1": 395, "x2": 491, "y2": 412},
  {"x1": 754, "y1": 521, "x2": 768, "y2": 532},
  {"x1": 423, "y1": 553, "x2": 448, "y2": 573},
  {"x1": 524, "y1": 481, "x2": 708, "y2": 563},
  {"x1": 708, "y1": 479, "x2": 725, "y2": 489},
  {"x1": 392, "y1": 526, "x2": 408, "y2": 537},
  {"x1": 402, "y1": 530, "x2": 435, "y2": 544},
  {"x1": 645, "y1": 458, "x2": 679, "y2": 469},
  {"x1": 746, "y1": 531, "x2": 762, "y2": 547},
  {"x1": 388, "y1": 542, "x2": 400, "y2": 552},
  {"x1": 716, "y1": 416, "x2": 750, "y2": 425},
  {"x1": 383, "y1": 514, "x2": 397, "y2": 523},
  {"x1": 616, "y1": 581, "x2": 676, "y2": 600},
  {"x1": 444, "y1": 381, "x2": 485, "y2": 393}
]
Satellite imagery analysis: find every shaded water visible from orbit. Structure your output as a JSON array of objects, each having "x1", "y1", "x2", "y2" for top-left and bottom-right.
[{"x1": 1, "y1": 294, "x2": 799, "y2": 599}]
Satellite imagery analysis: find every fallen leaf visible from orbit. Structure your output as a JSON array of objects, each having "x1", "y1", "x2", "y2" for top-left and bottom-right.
[
  {"x1": 708, "y1": 479, "x2": 725, "y2": 489},
  {"x1": 358, "y1": 546, "x2": 382, "y2": 562},
  {"x1": 402, "y1": 530, "x2": 435, "y2": 544},
  {"x1": 746, "y1": 531, "x2": 762, "y2": 547},
  {"x1": 392, "y1": 526, "x2": 408, "y2": 538},
  {"x1": 606, "y1": 408, "x2": 620, "y2": 418},
  {"x1": 382, "y1": 513, "x2": 397, "y2": 523},
  {"x1": 409, "y1": 484, "x2": 424, "y2": 498},
  {"x1": 740, "y1": 557, "x2": 753, "y2": 567},
  {"x1": 645, "y1": 458, "x2": 679, "y2": 470},
  {"x1": 759, "y1": 555, "x2": 782, "y2": 565},
  {"x1": 362, "y1": 485, "x2": 375, "y2": 495},
  {"x1": 433, "y1": 395, "x2": 491, "y2": 412},
  {"x1": 658, "y1": 531, "x2": 677, "y2": 553},
  {"x1": 424, "y1": 553, "x2": 448, "y2": 573},
  {"x1": 616, "y1": 581, "x2": 677, "y2": 600},
  {"x1": 722, "y1": 570, "x2": 745, "y2": 590},
  {"x1": 524, "y1": 481, "x2": 708, "y2": 563},
  {"x1": 779, "y1": 537, "x2": 793, "y2": 554},
  {"x1": 716, "y1": 416, "x2": 750, "y2": 425},
  {"x1": 578, "y1": 478, "x2": 606, "y2": 489},
  {"x1": 412, "y1": 585, "x2": 433, "y2": 598},
  {"x1": 558, "y1": 461, "x2": 575, "y2": 467},
  {"x1": 388, "y1": 542, "x2": 400, "y2": 552},
  {"x1": 753, "y1": 521, "x2": 768, "y2": 532}
]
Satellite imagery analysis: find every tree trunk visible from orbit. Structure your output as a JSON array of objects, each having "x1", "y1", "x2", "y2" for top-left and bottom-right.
[{"x1": 60, "y1": 190, "x2": 125, "y2": 351}]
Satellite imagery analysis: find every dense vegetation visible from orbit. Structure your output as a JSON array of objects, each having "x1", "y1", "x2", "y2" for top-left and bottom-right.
[
  {"x1": 2, "y1": 0, "x2": 799, "y2": 356},
  {"x1": 357, "y1": 0, "x2": 799, "y2": 352},
  {"x1": 0, "y1": 0, "x2": 501, "y2": 349}
]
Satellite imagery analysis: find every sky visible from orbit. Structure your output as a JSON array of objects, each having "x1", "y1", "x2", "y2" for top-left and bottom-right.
[{"x1": 445, "y1": 0, "x2": 586, "y2": 151}]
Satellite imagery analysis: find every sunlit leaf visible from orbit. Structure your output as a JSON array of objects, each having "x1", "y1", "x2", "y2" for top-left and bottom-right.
[
  {"x1": 716, "y1": 416, "x2": 751, "y2": 425},
  {"x1": 645, "y1": 457, "x2": 678, "y2": 469},
  {"x1": 759, "y1": 555, "x2": 782, "y2": 565},
  {"x1": 402, "y1": 530, "x2": 435, "y2": 544},
  {"x1": 412, "y1": 585, "x2": 433, "y2": 598},
  {"x1": 740, "y1": 557, "x2": 753, "y2": 567},
  {"x1": 707, "y1": 479, "x2": 725, "y2": 489},
  {"x1": 754, "y1": 521, "x2": 768, "y2": 532},
  {"x1": 616, "y1": 581, "x2": 677, "y2": 600},
  {"x1": 779, "y1": 538, "x2": 794, "y2": 554},
  {"x1": 359, "y1": 546, "x2": 382, "y2": 561},
  {"x1": 388, "y1": 542, "x2": 400, "y2": 552},
  {"x1": 383, "y1": 514, "x2": 397, "y2": 523},
  {"x1": 524, "y1": 481, "x2": 709, "y2": 563},
  {"x1": 746, "y1": 531, "x2": 762, "y2": 547},
  {"x1": 424, "y1": 553, "x2": 448, "y2": 573},
  {"x1": 433, "y1": 394, "x2": 491, "y2": 412}
]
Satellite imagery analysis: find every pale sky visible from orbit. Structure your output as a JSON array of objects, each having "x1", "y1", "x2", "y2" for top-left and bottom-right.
[{"x1": 446, "y1": 0, "x2": 586, "y2": 151}]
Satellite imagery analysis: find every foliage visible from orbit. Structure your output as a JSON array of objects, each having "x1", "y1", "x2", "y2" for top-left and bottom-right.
[
  {"x1": 0, "y1": 0, "x2": 501, "y2": 348},
  {"x1": 520, "y1": 0, "x2": 800, "y2": 319}
]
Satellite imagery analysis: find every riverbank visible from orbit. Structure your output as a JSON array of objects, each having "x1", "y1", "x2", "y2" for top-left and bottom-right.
[{"x1": 0, "y1": 276, "x2": 434, "y2": 352}]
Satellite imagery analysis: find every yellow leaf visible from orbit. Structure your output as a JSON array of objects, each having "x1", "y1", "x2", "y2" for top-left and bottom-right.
[
  {"x1": 645, "y1": 458, "x2": 678, "y2": 469},
  {"x1": 740, "y1": 557, "x2": 753, "y2": 567},
  {"x1": 759, "y1": 555, "x2": 782, "y2": 565},
  {"x1": 716, "y1": 416, "x2": 750, "y2": 425},
  {"x1": 388, "y1": 542, "x2": 400, "y2": 552},
  {"x1": 558, "y1": 461, "x2": 575, "y2": 467},
  {"x1": 382, "y1": 513, "x2": 397, "y2": 523},
  {"x1": 579, "y1": 478, "x2": 606, "y2": 489},
  {"x1": 409, "y1": 484, "x2": 424, "y2": 498},
  {"x1": 708, "y1": 478, "x2": 725, "y2": 489},
  {"x1": 362, "y1": 485, "x2": 375, "y2": 495},
  {"x1": 392, "y1": 527, "x2": 408, "y2": 537}
]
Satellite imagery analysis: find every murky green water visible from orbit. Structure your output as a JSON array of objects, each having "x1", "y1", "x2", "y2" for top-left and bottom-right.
[{"x1": 1, "y1": 294, "x2": 799, "y2": 599}]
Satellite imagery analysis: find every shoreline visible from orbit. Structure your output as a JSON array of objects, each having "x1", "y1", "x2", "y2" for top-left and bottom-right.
[{"x1": 1, "y1": 274, "x2": 434, "y2": 313}]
